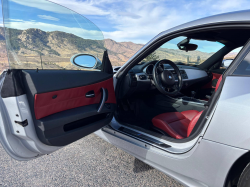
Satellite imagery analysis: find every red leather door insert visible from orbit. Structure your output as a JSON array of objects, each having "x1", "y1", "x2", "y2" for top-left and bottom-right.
[{"x1": 34, "y1": 78, "x2": 116, "y2": 119}]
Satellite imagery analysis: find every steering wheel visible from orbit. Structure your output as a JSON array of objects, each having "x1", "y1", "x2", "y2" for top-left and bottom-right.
[{"x1": 152, "y1": 59, "x2": 183, "y2": 96}]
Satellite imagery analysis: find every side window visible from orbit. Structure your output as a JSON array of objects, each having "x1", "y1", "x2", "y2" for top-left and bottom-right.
[
  {"x1": 2, "y1": 0, "x2": 105, "y2": 71},
  {"x1": 221, "y1": 47, "x2": 243, "y2": 69}
]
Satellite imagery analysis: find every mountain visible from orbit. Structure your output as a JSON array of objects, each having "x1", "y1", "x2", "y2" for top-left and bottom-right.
[
  {"x1": 104, "y1": 39, "x2": 143, "y2": 66},
  {"x1": 0, "y1": 28, "x2": 8, "y2": 72},
  {"x1": 0, "y1": 27, "x2": 238, "y2": 71},
  {"x1": 224, "y1": 52, "x2": 238, "y2": 59}
]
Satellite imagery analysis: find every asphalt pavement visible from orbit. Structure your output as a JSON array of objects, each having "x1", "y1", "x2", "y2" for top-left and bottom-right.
[{"x1": 0, "y1": 134, "x2": 183, "y2": 187}]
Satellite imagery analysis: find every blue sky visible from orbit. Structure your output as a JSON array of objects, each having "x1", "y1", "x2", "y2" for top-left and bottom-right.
[
  {"x1": 48, "y1": 0, "x2": 250, "y2": 44},
  {"x1": 1, "y1": 0, "x2": 250, "y2": 52}
]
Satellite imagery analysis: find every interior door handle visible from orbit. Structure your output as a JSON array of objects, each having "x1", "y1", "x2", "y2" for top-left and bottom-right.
[
  {"x1": 97, "y1": 88, "x2": 106, "y2": 113},
  {"x1": 86, "y1": 90, "x2": 95, "y2": 98}
]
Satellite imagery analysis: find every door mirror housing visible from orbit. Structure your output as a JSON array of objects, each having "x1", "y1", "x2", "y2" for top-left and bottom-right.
[
  {"x1": 70, "y1": 54, "x2": 102, "y2": 70},
  {"x1": 222, "y1": 59, "x2": 234, "y2": 68}
]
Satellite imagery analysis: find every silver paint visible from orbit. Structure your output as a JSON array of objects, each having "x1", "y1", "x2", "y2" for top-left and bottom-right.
[
  {"x1": 0, "y1": 73, "x2": 61, "y2": 160},
  {"x1": 204, "y1": 76, "x2": 250, "y2": 149},
  {"x1": 118, "y1": 10, "x2": 250, "y2": 72},
  {"x1": 95, "y1": 129, "x2": 247, "y2": 187}
]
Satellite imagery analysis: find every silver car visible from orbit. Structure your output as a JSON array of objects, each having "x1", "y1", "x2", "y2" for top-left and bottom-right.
[{"x1": 1, "y1": 0, "x2": 250, "y2": 186}]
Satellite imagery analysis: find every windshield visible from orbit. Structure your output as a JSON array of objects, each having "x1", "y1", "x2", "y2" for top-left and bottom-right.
[
  {"x1": 140, "y1": 36, "x2": 225, "y2": 66},
  {"x1": 2, "y1": 0, "x2": 105, "y2": 70}
]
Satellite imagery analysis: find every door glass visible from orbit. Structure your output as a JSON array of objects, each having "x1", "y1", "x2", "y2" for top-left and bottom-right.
[{"x1": 2, "y1": 0, "x2": 105, "y2": 70}]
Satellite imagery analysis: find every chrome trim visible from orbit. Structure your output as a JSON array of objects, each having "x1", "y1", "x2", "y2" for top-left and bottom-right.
[
  {"x1": 97, "y1": 88, "x2": 106, "y2": 113},
  {"x1": 182, "y1": 99, "x2": 205, "y2": 106},
  {"x1": 102, "y1": 126, "x2": 171, "y2": 152},
  {"x1": 85, "y1": 93, "x2": 95, "y2": 97}
]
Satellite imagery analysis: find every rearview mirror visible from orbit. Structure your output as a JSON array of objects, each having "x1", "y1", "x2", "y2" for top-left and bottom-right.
[
  {"x1": 177, "y1": 38, "x2": 198, "y2": 52},
  {"x1": 70, "y1": 54, "x2": 102, "y2": 69},
  {"x1": 178, "y1": 43, "x2": 198, "y2": 52}
]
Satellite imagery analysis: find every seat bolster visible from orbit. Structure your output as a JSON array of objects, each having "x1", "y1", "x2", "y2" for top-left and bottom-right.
[
  {"x1": 152, "y1": 118, "x2": 185, "y2": 139},
  {"x1": 153, "y1": 112, "x2": 185, "y2": 123},
  {"x1": 181, "y1": 110, "x2": 199, "y2": 121},
  {"x1": 215, "y1": 75, "x2": 222, "y2": 92},
  {"x1": 187, "y1": 111, "x2": 203, "y2": 137}
]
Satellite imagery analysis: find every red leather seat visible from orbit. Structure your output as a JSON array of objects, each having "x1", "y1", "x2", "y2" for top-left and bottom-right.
[
  {"x1": 215, "y1": 75, "x2": 222, "y2": 92},
  {"x1": 152, "y1": 75, "x2": 222, "y2": 139},
  {"x1": 152, "y1": 110, "x2": 203, "y2": 139}
]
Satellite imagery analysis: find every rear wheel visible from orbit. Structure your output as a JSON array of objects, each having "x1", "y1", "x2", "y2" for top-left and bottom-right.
[{"x1": 238, "y1": 163, "x2": 250, "y2": 187}]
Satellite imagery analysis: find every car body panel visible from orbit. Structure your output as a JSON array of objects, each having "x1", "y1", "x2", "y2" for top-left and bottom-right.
[
  {"x1": 95, "y1": 129, "x2": 247, "y2": 187},
  {"x1": 204, "y1": 75, "x2": 250, "y2": 149},
  {"x1": 0, "y1": 73, "x2": 61, "y2": 160},
  {"x1": 98, "y1": 10, "x2": 250, "y2": 186}
]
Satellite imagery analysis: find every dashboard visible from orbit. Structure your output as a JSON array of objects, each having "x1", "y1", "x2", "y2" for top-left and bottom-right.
[
  {"x1": 144, "y1": 64, "x2": 189, "y2": 80},
  {"x1": 143, "y1": 64, "x2": 208, "y2": 81},
  {"x1": 115, "y1": 62, "x2": 211, "y2": 98}
]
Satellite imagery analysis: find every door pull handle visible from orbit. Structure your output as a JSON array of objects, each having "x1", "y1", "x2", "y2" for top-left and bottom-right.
[
  {"x1": 86, "y1": 90, "x2": 95, "y2": 98},
  {"x1": 97, "y1": 88, "x2": 106, "y2": 113}
]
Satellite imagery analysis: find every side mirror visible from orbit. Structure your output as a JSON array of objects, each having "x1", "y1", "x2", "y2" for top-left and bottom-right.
[
  {"x1": 70, "y1": 54, "x2": 102, "y2": 70},
  {"x1": 222, "y1": 59, "x2": 234, "y2": 68}
]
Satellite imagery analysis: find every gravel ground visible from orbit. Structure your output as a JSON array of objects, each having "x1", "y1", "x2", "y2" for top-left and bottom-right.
[{"x1": 0, "y1": 134, "x2": 183, "y2": 187}]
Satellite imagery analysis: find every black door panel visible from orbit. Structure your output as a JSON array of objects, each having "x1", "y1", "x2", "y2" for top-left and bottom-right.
[
  {"x1": 17, "y1": 70, "x2": 116, "y2": 146},
  {"x1": 22, "y1": 70, "x2": 113, "y2": 93},
  {"x1": 39, "y1": 104, "x2": 114, "y2": 146}
]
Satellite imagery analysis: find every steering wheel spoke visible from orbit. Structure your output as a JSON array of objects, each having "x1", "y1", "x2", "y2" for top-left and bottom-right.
[
  {"x1": 156, "y1": 66, "x2": 164, "y2": 74},
  {"x1": 172, "y1": 83, "x2": 179, "y2": 91}
]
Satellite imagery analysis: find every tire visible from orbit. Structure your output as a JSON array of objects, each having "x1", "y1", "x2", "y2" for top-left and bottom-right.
[{"x1": 238, "y1": 163, "x2": 250, "y2": 187}]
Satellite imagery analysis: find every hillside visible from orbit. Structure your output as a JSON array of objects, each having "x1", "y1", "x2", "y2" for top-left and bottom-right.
[
  {"x1": 0, "y1": 27, "x2": 238, "y2": 70},
  {"x1": 104, "y1": 39, "x2": 144, "y2": 66}
]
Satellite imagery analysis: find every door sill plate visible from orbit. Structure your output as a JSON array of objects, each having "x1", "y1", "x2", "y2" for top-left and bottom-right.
[{"x1": 102, "y1": 125, "x2": 171, "y2": 150}]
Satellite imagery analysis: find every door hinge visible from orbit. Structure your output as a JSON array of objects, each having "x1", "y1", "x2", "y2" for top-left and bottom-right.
[{"x1": 14, "y1": 119, "x2": 28, "y2": 127}]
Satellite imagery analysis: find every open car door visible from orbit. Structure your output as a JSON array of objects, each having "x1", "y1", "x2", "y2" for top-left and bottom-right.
[{"x1": 0, "y1": 0, "x2": 116, "y2": 160}]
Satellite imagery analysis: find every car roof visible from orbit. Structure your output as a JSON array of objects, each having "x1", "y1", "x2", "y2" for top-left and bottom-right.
[
  {"x1": 159, "y1": 10, "x2": 250, "y2": 38},
  {"x1": 120, "y1": 10, "x2": 250, "y2": 70}
]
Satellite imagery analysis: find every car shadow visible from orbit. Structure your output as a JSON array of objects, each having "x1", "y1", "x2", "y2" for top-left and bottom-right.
[{"x1": 133, "y1": 158, "x2": 153, "y2": 173}]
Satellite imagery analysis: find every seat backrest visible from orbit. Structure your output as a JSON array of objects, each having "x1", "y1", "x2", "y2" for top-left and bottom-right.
[
  {"x1": 187, "y1": 110, "x2": 203, "y2": 137},
  {"x1": 215, "y1": 75, "x2": 222, "y2": 92}
]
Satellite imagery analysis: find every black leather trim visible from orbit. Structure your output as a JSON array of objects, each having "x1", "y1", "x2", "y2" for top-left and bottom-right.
[
  {"x1": 1, "y1": 69, "x2": 25, "y2": 98},
  {"x1": 39, "y1": 104, "x2": 115, "y2": 146},
  {"x1": 101, "y1": 50, "x2": 113, "y2": 74},
  {"x1": 22, "y1": 70, "x2": 113, "y2": 94}
]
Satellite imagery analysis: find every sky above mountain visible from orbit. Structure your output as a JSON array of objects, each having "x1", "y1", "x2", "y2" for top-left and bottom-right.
[
  {"x1": 0, "y1": 0, "x2": 249, "y2": 53},
  {"x1": 44, "y1": 0, "x2": 250, "y2": 43}
]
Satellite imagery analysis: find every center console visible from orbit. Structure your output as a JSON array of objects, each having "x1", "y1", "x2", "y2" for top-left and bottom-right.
[{"x1": 180, "y1": 96, "x2": 207, "y2": 104}]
